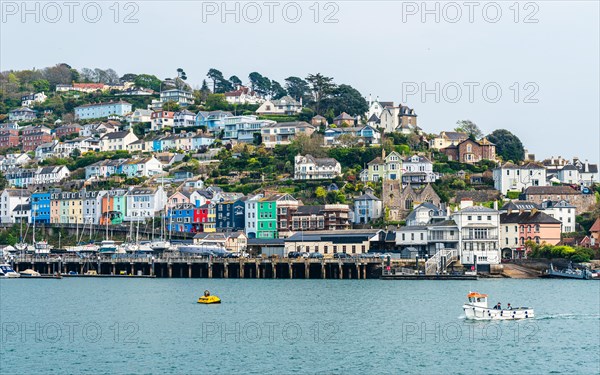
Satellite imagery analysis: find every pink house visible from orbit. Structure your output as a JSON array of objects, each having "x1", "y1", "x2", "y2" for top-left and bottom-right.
[{"x1": 168, "y1": 191, "x2": 191, "y2": 209}]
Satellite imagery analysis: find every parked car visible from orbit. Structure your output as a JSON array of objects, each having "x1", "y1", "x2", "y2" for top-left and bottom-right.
[
  {"x1": 301, "y1": 252, "x2": 310, "y2": 259},
  {"x1": 333, "y1": 253, "x2": 351, "y2": 259},
  {"x1": 287, "y1": 251, "x2": 301, "y2": 259},
  {"x1": 309, "y1": 252, "x2": 324, "y2": 259}
]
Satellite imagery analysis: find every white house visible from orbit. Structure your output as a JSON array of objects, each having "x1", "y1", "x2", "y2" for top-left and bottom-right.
[
  {"x1": 294, "y1": 154, "x2": 342, "y2": 180},
  {"x1": 261, "y1": 121, "x2": 316, "y2": 148},
  {"x1": 556, "y1": 164, "x2": 580, "y2": 184},
  {"x1": 100, "y1": 130, "x2": 138, "y2": 151},
  {"x1": 151, "y1": 111, "x2": 175, "y2": 131},
  {"x1": 244, "y1": 194, "x2": 263, "y2": 238},
  {"x1": 452, "y1": 203, "x2": 501, "y2": 271},
  {"x1": 74, "y1": 101, "x2": 132, "y2": 120},
  {"x1": 0, "y1": 153, "x2": 32, "y2": 171},
  {"x1": 82, "y1": 190, "x2": 105, "y2": 225},
  {"x1": 127, "y1": 109, "x2": 153, "y2": 123},
  {"x1": 21, "y1": 92, "x2": 47, "y2": 107},
  {"x1": 378, "y1": 105, "x2": 419, "y2": 134},
  {"x1": 365, "y1": 96, "x2": 394, "y2": 119},
  {"x1": 173, "y1": 110, "x2": 197, "y2": 127},
  {"x1": 224, "y1": 86, "x2": 264, "y2": 105},
  {"x1": 353, "y1": 188, "x2": 383, "y2": 224},
  {"x1": 402, "y1": 155, "x2": 439, "y2": 185},
  {"x1": 124, "y1": 186, "x2": 167, "y2": 222},
  {"x1": 0, "y1": 189, "x2": 31, "y2": 224},
  {"x1": 493, "y1": 162, "x2": 547, "y2": 195},
  {"x1": 255, "y1": 96, "x2": 302, "y2": 115},
  {"x1": 541, "y1": 200, "x2": 577, "y2": 233}
]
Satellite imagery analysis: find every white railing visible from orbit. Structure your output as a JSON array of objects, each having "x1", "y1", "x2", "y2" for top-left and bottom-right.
[{"x1": 425, "y1": 249, "x2": 458, "y2": 275}]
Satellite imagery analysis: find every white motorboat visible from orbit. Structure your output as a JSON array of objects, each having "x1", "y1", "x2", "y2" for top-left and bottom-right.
[
  {"x1": 463, "y1": 292, "x2": 534, "y2": 320},
  {"x1": 0, "y1": 264, "x2": 20, "y2": 278}
]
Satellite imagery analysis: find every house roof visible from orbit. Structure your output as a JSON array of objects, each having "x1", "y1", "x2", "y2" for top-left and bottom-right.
[
  {"x1": 2, "y1": 189, "x2": 31, "y2": 197},
  {"x1": 501, "y1": 201, "x2": 541, "y2": 211},
  {"x1": 524, "y1": 186, "x2": 579, "y2": 195},
  {"x1": 300, "y1": 154, "x2": 339, "y2": 168},
  {"x1": 440, "y1": 131, "x2": 467, "y2": 140},
  {"x1": 333, "y1": 112, "x2": 354, "y2": 121},
  {"x1": 355, "y1": 192, "x2": 380, "y2": 201},
  {"x1": 500, "y1": 211, "x2": 561, "y2": 225},
  {"x1": 101, "y1": 131, "x2": 131, "y2": 140},
  {"x1": 590, "y1": 218, "x2": 600, "y2": 232},
  {"x1": 75, "y1": 100, "x2": 131, "y2": 108}
]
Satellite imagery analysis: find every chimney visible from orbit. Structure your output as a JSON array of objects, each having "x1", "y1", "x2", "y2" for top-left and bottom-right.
[
  {"x1": 493, "y1": 200, "x2": 498, "y2": 210},
  {"x1": 460, "y1": 199, "x2": 473, "y2": 209}
]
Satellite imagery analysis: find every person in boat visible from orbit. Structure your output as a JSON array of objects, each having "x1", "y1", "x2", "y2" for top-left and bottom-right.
[
  {"x1": 507, "y1": 303, "x2": 512, "y2": 310},
  {"x1": 493, "y1": 302, "x2": 502, "y2": 310},
  {"x1": 204, "y1": 290, "x2": 210, "y2": 297}
]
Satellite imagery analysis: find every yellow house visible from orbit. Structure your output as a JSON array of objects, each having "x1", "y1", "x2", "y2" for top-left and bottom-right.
[
  {"x1": 50, "y1": 190, "x2": 61, "y2": 224},
  {"x1": 429, "y1": 131, "x2": 468, "y2": 150},
  {"x1": 59, "y1": 191, "x2": 83, "y2": 224}
]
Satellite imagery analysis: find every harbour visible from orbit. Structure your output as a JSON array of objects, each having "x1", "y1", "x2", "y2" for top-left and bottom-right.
[{"x1": 1, "y1": 278, "x2": 599, "y2": 374}]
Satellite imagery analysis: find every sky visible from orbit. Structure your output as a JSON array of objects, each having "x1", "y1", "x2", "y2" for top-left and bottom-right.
[{"x1": 1, "y1": 0, "x2": 599, "y2": 163}]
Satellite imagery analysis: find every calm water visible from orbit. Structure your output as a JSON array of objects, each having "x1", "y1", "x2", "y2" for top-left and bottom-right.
[{"x1": 1, "y1": 278, "x2": 599, "y2": 375}]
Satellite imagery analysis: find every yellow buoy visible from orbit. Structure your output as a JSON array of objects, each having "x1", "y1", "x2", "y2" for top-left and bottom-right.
[{"x1": 197, "y1": 295, "x2": 221, "y2": 304}]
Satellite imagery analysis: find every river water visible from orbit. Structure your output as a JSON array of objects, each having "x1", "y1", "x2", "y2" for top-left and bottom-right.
[{"x1": 1, "y1": 278, "x2": 598, "y2": 374}]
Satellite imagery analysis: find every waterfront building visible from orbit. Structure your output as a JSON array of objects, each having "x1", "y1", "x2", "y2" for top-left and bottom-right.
[
  {"x1": 284, "y1": 229, "x2": 384, "y2": 256},
  {"x1": 244, "y1": 194, "x2": 263, "y2": 239},
  {"x1": 452, "y1": 203, "x2": 501, "y2": 272},
  {"x1": 215, "y1": 198, "x2": 246, "y2": 232},
  {"x1": 124, "y1": 186, "x2": 167, "y2": 222},
  {"x1": 100, "y1": 189, "x2": 127, "y2": 225},
  {"x1": 353, "y1": 188, "x2": 383, "y2": 224},
  {"x1": 0, "y1": 189, "x2": 30, "y2": 224},
  {"x1": 499, "y1": 210, "x2": 561, "y2": 259},
  {"x1": 30, "y1": 191, "x2": 51, "y2": 224}
]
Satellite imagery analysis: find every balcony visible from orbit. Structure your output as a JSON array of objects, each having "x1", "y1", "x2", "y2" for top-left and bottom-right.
[{"x1": 462, "y1": 235, "x2": 499, "y2": 240}]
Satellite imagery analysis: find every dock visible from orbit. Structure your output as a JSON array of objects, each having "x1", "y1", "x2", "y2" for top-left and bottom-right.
[{"x1": 7, "y1": 256, "x2": 383, "y2": 279}]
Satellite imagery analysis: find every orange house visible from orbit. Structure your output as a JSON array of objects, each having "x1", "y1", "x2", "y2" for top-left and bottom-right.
[{"x1": 501, "y1": 210, "x2": 562, "y2": 249}]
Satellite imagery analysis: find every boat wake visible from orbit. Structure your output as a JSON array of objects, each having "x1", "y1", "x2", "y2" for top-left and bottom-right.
[{"x1": 535, "y1": 313, "x2": 600, "y2": 321}]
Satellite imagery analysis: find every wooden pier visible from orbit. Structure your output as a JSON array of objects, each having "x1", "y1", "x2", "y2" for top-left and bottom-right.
[{"x1": 7, "y1": 256, "x2": 384, "y2": 279}]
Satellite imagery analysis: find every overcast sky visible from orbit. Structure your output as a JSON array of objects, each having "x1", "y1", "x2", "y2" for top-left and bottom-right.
[{"x1": 1, "y1": 1, "x2": 598, "y2": 163}]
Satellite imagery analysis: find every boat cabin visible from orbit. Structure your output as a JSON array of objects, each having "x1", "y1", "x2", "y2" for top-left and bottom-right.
[{"x1": 466, "y1": 292, "x2": 488, "y2": 308}]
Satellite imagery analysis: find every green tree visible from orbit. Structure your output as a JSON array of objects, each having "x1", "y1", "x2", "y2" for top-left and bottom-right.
[
  {"x1": 205, "y1": 94, "x2": 228, "y2": 110},
  {"x1": 269, "y1": 80, "x2": 287, "y2": 99},
  {"x1": 229, "y1": 75, "x2": 242, "y2": 86},
  {"x1": 134, "y1": 74, "x2": 162, "y2": 91},
  {"x1": 455, "y1": 120, "x2": 483, "y2": 139},
  {"x1": 0, "y1": 172, "x2": 7, "y2": 189},
  {"x1": 162, "y1": 101, "x2": 180, "y2": 112},
  {"x1": 248, "y1": 72, "x2": 271, "y2": 96},
  {"x1": 31, "y1": 79, "x2": 50, "y2": 92},
  {"x1": 315, "y1": 186, "x2": 327, "y2": 200},
  {"x1": 306, "y1": 73, "x2": 336, "y2": 115},
  {"x1": 486, "y1": 129, "x2": 525, "y2": 162},
  {"x1": 324, "y1": 84, "x2": 368, "y2": 116},
  {"x1": 285, "y1": 76, "x2": 310, "y2": 102}
]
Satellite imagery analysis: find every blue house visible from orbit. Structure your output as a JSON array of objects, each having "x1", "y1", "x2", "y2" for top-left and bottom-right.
[
  {"x1": 153, "y1": 137, "x2": 163, "y2": 152},
  {"x1": 168, "y1": 203, "x2": 195, "y2": 232},
  {"x1": 195, "y1": 110, "x2": 233, "y2": 132},
  {"x1": 31, "y1": 191, "x2": 51, "y2": 224},
  {"x1": 215, "y1": 198, "x2": 246, "y2": 231}
]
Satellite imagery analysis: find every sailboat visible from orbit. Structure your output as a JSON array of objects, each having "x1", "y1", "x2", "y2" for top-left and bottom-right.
[
  {"x1": 150, "y1": 183, "x2": 170, "y2": 253},
  {"x1": 15, "y1": 189, "x2": 29, "y2": 252},
  {"x1": 30, "y1": 201, "x2": 52, "y2": 255},
  {"x1": 98, "y1": 212, "x2": 118, "y2": 254}
]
